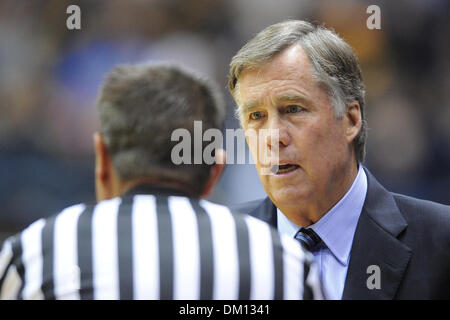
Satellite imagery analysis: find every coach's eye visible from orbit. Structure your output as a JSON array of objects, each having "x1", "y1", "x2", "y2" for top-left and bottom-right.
[
  {"x1": 249, "y1": 111, "x2": 264, "y2": 120},
  {"x1": 286, "y1": 105, "x2": 303, "y2": 114}
]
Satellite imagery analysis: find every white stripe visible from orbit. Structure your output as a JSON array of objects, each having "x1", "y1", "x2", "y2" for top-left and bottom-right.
[
  {"x1": 53, "y1": 203, "x2": 85, "y2": 300},
  {"x1": 244, "y1": 215, "x2": 274, "y2": 299},
  {"x1": 200, "y1": 200, "x2": 239, "y2": 300},
  {"x1": 0, "y1": 240, "x2": 13, "y2": 279},
  {"x1": 169, "y1": 196, "x2": 200, "y2": 299},
  {"x1": 92, "y1": 197, "x2": 121, "y2": 299},
  {"x1": 0, "y1": 265, "x2": 22, "y2": 299},
  {"x1": 132, "y1": 195, "x2": 159, "y2": 299},
  {"x1": 280, "y1": 235, "x2": 304, "y2": 300},
  {"x1": 21, "y1": 219, "x2": 46, "y2": 300},
  {"x1": 306, "y1": 261, "x2": 324, "y2": 300}
]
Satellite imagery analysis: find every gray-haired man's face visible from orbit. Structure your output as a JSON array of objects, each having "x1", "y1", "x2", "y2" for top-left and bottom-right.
[{"x1": 237, "y1": 45, "x2": 358, "y2": 220}]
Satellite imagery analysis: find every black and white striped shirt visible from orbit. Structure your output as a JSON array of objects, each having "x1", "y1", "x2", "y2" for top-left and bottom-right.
[{"x1": 0, "y1": 185, "x2": 323, "y2": 300}]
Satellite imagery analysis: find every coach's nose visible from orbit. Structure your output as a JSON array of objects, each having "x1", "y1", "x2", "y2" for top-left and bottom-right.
[{"x1": 266, "y1": 114, "x2": 290, "y2": 150}]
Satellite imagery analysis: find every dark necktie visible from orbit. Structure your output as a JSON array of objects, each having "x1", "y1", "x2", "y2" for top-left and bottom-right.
[{"x1": 294, "y1": 227, "x2": 323, "y2": 252}]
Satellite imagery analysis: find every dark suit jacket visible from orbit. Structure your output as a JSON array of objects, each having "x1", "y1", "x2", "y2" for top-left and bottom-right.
[{"x1": 231, "y1": 168, "x2": 450, "y2": 299}]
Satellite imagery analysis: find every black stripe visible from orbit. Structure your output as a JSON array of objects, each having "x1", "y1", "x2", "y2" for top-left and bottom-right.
[
  {"x1": 117, "y1": 198, "x2": 133, "y2": 299},
  {"x1": 156, "y1": 195, "x2": 173, "y2": 300},
  {"x1": 303, "y1": 257, "x2": 313, "y2": 300},
  {"x1": 77, "y1": 206, "x2": 94, "y2": 299},
  {"x1": 190, "y1": 200, "x2": 214, "y2": 300},
  {"x1": 270, "y1": 229, "x2": 284, "y2": 300},
  {"x1": 41, "y1": 216, "x2": 57, "y2": 300},
  {"x1": 230, "y1": 212, "x2": 251, "y2": 300}
]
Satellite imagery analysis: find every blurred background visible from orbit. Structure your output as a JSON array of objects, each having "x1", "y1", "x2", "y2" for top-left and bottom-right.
[{"x1": 1, "y1": 0, "x2": 449, "y2": 243}]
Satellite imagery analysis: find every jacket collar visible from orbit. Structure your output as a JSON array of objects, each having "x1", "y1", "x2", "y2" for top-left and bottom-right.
[
  {"x1": 250, "y1": 196, "x2": 278, "y2": 227},
  {"x1": 341, "y1": 167, "x2": 412, "y2": 299}
]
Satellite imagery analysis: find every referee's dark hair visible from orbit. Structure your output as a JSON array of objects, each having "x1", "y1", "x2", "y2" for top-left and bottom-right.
[{"x1": 96, "y1": 63, "x2": 226, "y2": 198}]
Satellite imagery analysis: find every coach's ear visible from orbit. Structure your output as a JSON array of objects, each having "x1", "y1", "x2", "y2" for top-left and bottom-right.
[
  {"x1": 345, "y1": 101, "x2": 362, "y2": 144},
  {"x1": 94, "y1": 132, "x2": 114, "y2": 201},
  {"x1": 201, "y1": 148, "x2": 226, "y2": 198}
]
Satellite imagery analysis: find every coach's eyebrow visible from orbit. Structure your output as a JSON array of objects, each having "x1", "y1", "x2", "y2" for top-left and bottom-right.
[
  {"x1": 242, "y1": 100, "x2": 262, "y2": 112},
  {"x1": 275, "y1": 94, "x2": 312, "y2": 106},
  {"x1": 243, "y1": 94, "x2": 312, "y2": 111}
]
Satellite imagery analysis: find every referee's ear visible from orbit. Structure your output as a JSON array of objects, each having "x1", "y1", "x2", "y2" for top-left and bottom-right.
[
  {"x1": 94, "y1": 132, "x2": 115, "y2": 202},
  {"x1": 200, "y1": 148, "x2": 226, "y2": 198}
]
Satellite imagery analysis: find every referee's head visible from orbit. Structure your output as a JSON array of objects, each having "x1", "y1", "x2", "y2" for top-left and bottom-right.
[{"x1": 93, "y1": 63, "x2": 226, "y2": 201}]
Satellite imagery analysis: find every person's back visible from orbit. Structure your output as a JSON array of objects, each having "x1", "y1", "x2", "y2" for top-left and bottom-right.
[
  {"x1": 1, "y1": 187, "x2": 321, "y2": 299},
  {"x1": 0, "y1": 63, "x2": 323, "y2": 300}
]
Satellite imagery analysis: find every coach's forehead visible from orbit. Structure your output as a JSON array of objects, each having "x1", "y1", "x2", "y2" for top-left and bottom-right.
[
  {"x1": 242, "y1": 45, "x2": 313, "y2": 83},
  {"x1": 238, "y1": 45, "x2": 319, "y2": 104}
]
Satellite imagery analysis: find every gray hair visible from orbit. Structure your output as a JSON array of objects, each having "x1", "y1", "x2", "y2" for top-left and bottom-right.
[
  {"x1": 228, "y1": 20, "x2": 367, "y2": 163},
  {"x1": 96, "y1": 63, "x2": 226, "y2": 195}
]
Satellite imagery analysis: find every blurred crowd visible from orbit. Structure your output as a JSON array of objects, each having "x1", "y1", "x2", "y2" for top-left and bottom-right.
[{"x1": 0, "y1": 0, "x2": 449, "y2": 241}]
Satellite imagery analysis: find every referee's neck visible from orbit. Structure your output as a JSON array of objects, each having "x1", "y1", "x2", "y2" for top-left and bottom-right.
[
  {"x1": 98, "y1": 177, "x2": 199, "y2": 202},
  {"x1": 120, "y1": 178, "x2": 198, "y2": 198}
]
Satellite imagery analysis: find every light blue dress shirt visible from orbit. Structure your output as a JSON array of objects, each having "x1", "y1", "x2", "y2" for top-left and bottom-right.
[{"x1": 277, "y1": 165, "x2": 368, "y2": 299}]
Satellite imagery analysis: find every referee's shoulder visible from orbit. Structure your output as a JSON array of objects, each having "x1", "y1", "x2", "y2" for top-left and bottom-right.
[
  {"x1": 0, "y1": 201, "x2": 93, "y2": 251},
  {"x1": 51, "y1": 201, "x2": 96, "y2": 221},
  {"x1": 199, "y1": 199, "x2": 311, "y2": 258},
  {"x1": 35, "y1": 201, "x2": 95, "y2": 230}
]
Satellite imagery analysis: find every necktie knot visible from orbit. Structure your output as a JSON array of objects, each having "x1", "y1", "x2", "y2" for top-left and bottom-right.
[{"x1": 294, "y1": 227, "x2": 323, "y2": 252}]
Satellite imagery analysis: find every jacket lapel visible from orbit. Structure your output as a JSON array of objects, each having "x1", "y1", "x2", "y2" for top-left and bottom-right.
[
  {"x1": 249, "y1": 197, "x2": 278, "y2": 228},
  {"x1": 342, "y1": 169, "x2": 412, "y2": 299}
]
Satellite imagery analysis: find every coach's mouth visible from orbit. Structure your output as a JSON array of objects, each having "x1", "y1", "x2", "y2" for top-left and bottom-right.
[{"x1": 271, "y1": 163, "x2": 300, "y2": 175}]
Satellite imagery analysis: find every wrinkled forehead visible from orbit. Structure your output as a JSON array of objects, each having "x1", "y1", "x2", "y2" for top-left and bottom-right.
[
  {"x1": 236, "y1": 45, "x2": 320, "y2": 107},
  {"x1": 241, "y1": 44, "x2": 312, "y2": 81}
]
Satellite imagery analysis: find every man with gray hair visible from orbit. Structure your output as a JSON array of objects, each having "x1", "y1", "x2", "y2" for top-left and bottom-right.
[
  {"x1": 0, "y1": 63, "x2": 323, "y2": 300},
  {"x1": 229, "y1": 20, "x2": 450, "y2": 299}
]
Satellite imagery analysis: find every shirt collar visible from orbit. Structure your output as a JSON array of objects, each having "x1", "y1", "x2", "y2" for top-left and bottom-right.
[{"x1": 277, "y1": 165, "x2": 368, "y2": 266}]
